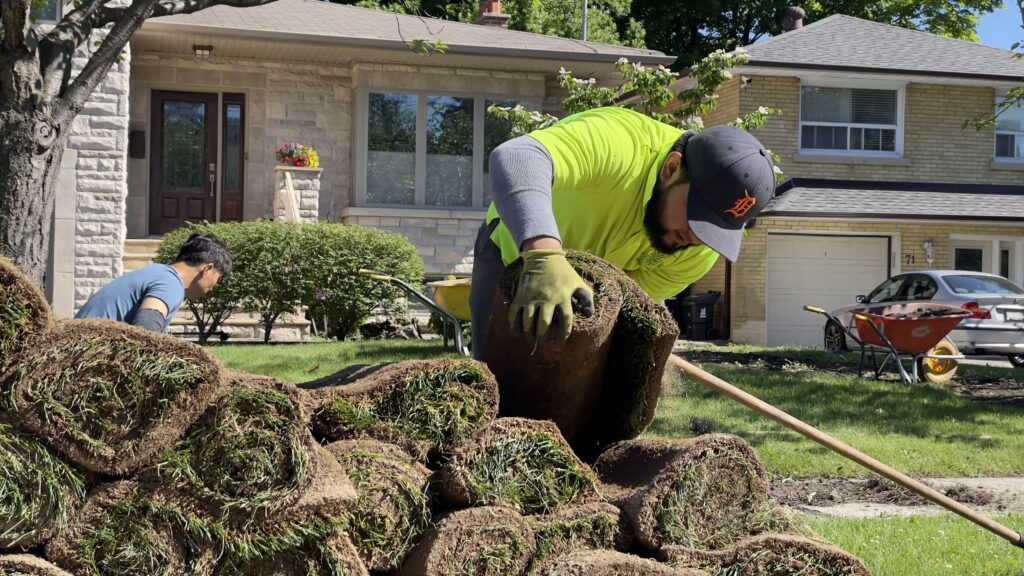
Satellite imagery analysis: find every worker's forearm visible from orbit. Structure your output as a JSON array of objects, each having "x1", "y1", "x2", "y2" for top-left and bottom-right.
[{"x1": 488, "y1": 136, "x2": 561, "y2": 252}]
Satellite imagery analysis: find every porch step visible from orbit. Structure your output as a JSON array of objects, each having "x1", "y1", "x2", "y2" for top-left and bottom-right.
[
  {"x1": 169, "y1": 308, "x2": 312, "y2": 343},
  {"x1": 123, "y1": 239, "x2": 162, "y2": 272}
]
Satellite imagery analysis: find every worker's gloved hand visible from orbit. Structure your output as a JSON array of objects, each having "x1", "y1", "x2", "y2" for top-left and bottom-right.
[{"x1": 509, "y1": 249, "x2": 595, "y2": 341}]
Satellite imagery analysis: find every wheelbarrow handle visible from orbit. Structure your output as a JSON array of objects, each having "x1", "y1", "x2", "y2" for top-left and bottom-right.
[
  {"x1": 803, "y1": 305, "x2": 825, "y2": 314},
  {"x1": 358, "y1": 268, "x2": 392, "y2": 282}
]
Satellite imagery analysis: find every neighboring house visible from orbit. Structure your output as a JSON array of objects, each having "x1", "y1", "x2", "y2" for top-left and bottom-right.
[
  {"x1": 42, "y1": 0, "x2": 671, "y2": 325},
  {"x1": 672, "y1": 12, "x2": 1024, "y2": 348}
]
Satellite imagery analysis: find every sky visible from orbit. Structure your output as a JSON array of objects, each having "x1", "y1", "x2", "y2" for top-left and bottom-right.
[{"x1": 976, "y1": 3, "x2": 1023, "y2": 50}]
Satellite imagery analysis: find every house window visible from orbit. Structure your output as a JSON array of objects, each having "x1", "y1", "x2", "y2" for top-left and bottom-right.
[
  {"x1": 954, "y1": 247, "x2": 984, "y2": 272},
  {"x1": 362, "y1": 91, "x2": 521, "y2": 209},
  {"x1": 31, "y1": 0, "x2": 61, "y2": 21},
  {"x1": 800, "y1": 86, "x2": 899, "y2": 154},
  {"x1": 995, "y1": 97, "x2": 1024, "y2": 160}
]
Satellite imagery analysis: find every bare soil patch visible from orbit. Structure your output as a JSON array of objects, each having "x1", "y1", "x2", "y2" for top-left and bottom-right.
[{"x1": 770, "y1": 476, "x2": 1013, "y2": 511}]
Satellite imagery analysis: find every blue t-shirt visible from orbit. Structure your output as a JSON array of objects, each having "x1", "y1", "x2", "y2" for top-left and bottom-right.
[{"x1": 75, "y1": 264, "x2": 185, "y2": 332}]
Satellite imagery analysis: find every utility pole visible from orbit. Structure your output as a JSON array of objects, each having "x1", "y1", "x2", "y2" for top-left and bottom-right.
[{"x1": 582, "y1": 1, "x2": 588, "y2": 40}]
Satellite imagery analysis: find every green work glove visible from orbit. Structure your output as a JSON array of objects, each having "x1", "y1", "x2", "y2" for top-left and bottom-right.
[{"x1": 509, "y1": 249, "x2": 595, "y2": 341}]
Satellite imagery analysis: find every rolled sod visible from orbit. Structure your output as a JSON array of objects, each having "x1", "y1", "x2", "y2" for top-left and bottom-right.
[
  {"x1": 2, "y1": 319, "x2": 224, "y2": 475},
  {"x1": 0, "y1": 257, "x2": 52, "y2": 376},
  {"x1": 0, "y1": 554, "x2": 73, "y2": 576},
  {"x1": 565, "y1": 251, "x2": 679, "y2": 460},
  {"x1": 214, "y1": 530, "x2": 368, "y2": 576},
  {"x1": 152, "y1": 370, "x2": 319, "y2": 518},
  {"x1": 306, "y1": 359, "x2": 499, "y2": 460},
  {"x1": 398, "y1": 506, "x2": 536, "y2": 576},
  {"x1": 0, "y1": 424, "x2": 86, "y2": 550},
  {"x1": 659, "y1": 533, "x2": 872, "y2": 576},
  {"x1": 441, "y1": 417, "x2": 599, "y2": 514},
  {"x1": 540, "y1": 549, "x2": 709, "y2": 576},
  {"x1": 525, "y1": 502, "x2": 631, "y2": 575},
  {"x1": 45, "y1": 481, "x2": 220, "y2": 576},
  {"x1": 594, "y1": 434, "x2": 769, "y2": 551},
  {"x1": 484, "y1": 251, "x2": 623, "y2": 444},
  {"x1": 324, "y1": 439, "x2": 432, "y2": 572}
]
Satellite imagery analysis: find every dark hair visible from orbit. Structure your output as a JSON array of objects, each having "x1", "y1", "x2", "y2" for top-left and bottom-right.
[
  {"x1": 671, "y1": 130, "x2": 697, "y2": 156},
  {"x1": 175, "y1": 233, "x2": 232, "y2": 275}
]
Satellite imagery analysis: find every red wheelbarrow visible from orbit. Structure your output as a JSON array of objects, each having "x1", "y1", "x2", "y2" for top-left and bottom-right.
[{"x1": 805, "y1": 303, "x2": 970, "y2": 384}]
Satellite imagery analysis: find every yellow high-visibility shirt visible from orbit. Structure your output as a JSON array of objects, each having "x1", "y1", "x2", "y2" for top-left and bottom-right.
[{"x1": 485, "y1": 107, "x2": 719, "y2": 301}]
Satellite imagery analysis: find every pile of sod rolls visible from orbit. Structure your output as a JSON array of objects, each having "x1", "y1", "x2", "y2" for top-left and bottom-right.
[{"x1": 0, "y1": 256, "x2": 872, "y2": 575}]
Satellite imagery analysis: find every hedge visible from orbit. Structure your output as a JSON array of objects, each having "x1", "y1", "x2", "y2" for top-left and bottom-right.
[{"x1": 156, "y1": 221, "x2": 423, "y2": 342}]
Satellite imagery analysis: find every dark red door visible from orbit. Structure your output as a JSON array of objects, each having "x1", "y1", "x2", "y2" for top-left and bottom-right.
[{"x1": 150, "y1": 90, "x2": 219, "y2": 234}]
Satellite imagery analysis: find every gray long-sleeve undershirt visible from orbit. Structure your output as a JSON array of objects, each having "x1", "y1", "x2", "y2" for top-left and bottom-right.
[{"x1": 488, "y1": 135, "x2": 560, "y2": 251}]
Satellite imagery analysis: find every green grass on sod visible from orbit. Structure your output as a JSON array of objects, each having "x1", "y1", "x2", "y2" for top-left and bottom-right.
[
  {"x1": 646, "y1": 346, "x2": 1024, "y2": 478},
  {"x1": 207, "y1": 340, "x2": 459, "y2": 383},
  {"x1": 808, "y1": 513, "x2": 1024, "y2": 576}
]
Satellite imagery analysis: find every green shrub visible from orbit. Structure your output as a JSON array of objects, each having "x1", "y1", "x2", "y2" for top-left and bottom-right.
[
  {"x1": 300, "y1": 223, "x2": 423, "y2": 340},
  {"x1": 158, "y1": 222, "x2": 423, "y2": 343}
]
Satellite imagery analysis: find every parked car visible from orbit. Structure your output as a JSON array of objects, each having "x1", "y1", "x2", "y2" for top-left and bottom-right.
[{"x1": 822, "y1": 271, "x2": 1024, "y2": 367}]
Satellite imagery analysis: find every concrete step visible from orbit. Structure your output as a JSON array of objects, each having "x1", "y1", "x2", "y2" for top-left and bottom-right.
[{"x1": 123, "y1": 238, "x2": 161, "y2": 272}]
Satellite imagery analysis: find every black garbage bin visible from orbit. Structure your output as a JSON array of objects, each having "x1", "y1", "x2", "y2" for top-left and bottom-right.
[{"x1": 679, "y1": 291, "x2": 720, "y2": 341}]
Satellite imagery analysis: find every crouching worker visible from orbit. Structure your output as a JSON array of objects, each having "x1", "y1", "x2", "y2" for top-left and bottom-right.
[{"x1": 76, "y1": 233, "x2": 232, "y2": 333}]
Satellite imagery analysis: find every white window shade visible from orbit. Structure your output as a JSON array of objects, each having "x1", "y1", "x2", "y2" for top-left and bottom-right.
[
  {"x1": 995, "y1": 97, "x2": 1024, "y2": 160},
  {"x1": 800, "y1": 86, "x2": 899, "y2": 153}
]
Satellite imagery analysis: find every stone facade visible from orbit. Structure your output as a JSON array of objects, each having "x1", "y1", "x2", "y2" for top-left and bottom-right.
[
  {"x1": 50, "y1": 37, "x2": 131, "y2": 316},
  {"x1": 273, "y1": 167, "x2": 321, "y2": 224},
  {"x1": 340, "y1": 207, "x2": 485, "y2": 277}
]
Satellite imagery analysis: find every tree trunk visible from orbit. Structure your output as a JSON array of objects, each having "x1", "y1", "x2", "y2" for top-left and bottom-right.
[{"x1": 0, "y1": 111, "x2": 63, "y2": 288}]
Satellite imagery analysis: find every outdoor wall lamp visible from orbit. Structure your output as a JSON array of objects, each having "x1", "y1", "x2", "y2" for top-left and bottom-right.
[
  {"x1": 192, "y1": 45, "x2": 213, "y2": 58},
  {"x1": 923, "y1": 241, "x2": 935, "y2": 265}
]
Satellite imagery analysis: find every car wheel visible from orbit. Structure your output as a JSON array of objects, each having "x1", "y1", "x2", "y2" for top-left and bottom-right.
[
  {"x1": 824, "y1": 321, "x2": 847, "y2": 352},
  {"x1": 918, "y1": 337, "x2": 958, "y2": 384},
  {"x1": 1009, "y1": 354, "x2": 1024, "y2": 368}
]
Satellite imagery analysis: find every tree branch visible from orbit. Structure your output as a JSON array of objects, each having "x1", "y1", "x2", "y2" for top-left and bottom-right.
[
  {"x1": 51, "y1": 0, "x2": 163, "y2": 133},
  {"x1": 1, "y1": 0, "x2": 31, "y2": 51},
  {"x1": 149, "y1": 0, "x2": 278, "y2": 19},
  {"x1": 39, "y1": 0, "x2": 113, "y2": 102}
]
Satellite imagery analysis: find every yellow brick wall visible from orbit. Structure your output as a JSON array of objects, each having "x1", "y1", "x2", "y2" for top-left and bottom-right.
[
  {"x1": 716, "y1": 76, "x2": 1022, "y2": 185},
  {"x1": 728, "y1": 218, "x2": 1024, "y2": 345}
]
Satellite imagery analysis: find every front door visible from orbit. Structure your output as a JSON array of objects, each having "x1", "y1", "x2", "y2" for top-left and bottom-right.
[{"x1": 150, "y1": 90, "x2": 219, "y2": 235}]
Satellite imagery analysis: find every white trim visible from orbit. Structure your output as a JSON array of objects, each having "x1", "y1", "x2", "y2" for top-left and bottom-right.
[{"x1": 768, "y1": 216, "x2": 1024, "y2": 228}]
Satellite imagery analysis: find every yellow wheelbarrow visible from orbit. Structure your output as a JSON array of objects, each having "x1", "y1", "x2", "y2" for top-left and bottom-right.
[{"x1": 358, "y1": 270, "x2": 472, "y2": 356}]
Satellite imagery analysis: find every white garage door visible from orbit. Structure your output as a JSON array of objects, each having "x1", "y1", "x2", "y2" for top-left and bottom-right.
[{"x1": 767, "y1": 234, "x2": 890, "y2": 347}]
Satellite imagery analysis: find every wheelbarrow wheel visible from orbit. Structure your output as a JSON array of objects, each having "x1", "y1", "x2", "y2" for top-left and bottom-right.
[
  {"x1": 824, "y1": 320, "x2": 847, "y2": 353},
  {"x1": 918, "y1": 337, "x2": 958, "y2": 384}
]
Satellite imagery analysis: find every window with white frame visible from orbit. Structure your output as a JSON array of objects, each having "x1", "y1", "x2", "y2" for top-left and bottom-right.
[
  {"x1": 363, "y1": 91, "x2": 520, "y2": 209},
  {"x1": 800, "y1": 86, "x2": 900, "y2": 154},
  {"x1": 995, "y1": 96, "x2": 1024, "y2": 160}
]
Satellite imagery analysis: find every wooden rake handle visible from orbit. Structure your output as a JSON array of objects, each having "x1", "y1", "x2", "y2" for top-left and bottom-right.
[{"x1": 668, "y1": 355, "x2": 1024, "y2": 549}]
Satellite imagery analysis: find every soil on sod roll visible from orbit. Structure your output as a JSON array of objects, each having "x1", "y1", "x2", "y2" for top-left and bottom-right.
[
  {"x1": 525, "y1": 502, "x2": 631, "y2": 575},
  {"x1": 568, "y1": 252, "x2": 678, "y2": 460},
  {"x1": 659, "y1": 533, "x2": 872, "y2": 576},
  {"x1": 398, "y1": 506, "x2": 536, "y2": 576},
  {"x1": 441, "y1": 417, "x2": 599, "y2": 514},
  {"x1": 152, "y1": 370, "x2": 318, "y2": 518},
  {"x1": 2, "y1": 319, "x2": 224, "y2": 475},
  {"x1": 540, "y1": 549, "x2": 709, "y2": 576},
  {"x1": 324, "y1": 439, "x2": 432, "y2": 572},
  {"x1": 594, "y1": 434, "x2": 770, "y2": 551},
  {"x1": 0, "y1": 257, "x2": 52, "y2": 376},
  {"x1": 484, "y1": 251, "x2": 623, "y2": 444},
  {"x1": 0, "y1": 424, "x2": 87, "y2": 550},
  {"x1": 306, "y1": 359, "x2": 499, "y2": 461},
  {"x1": 0, "y1": 554, "x2": 73, "y2": 576},
  {"x1": 45, "y1": 481, "x2": 219, "y2": 576}
]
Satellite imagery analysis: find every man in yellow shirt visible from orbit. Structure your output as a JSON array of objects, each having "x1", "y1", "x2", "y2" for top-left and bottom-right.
[{"x1": 469, "y1": 107, "x2": 775, "y2": 358}]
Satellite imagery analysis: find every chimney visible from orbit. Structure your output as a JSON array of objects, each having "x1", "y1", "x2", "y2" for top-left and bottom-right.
[
  {"x1": 782, "y1": 5, "x2": 805, "y2": 32},
  {"x1": 474, "y1": 0, "x2": 510, "y2": 29}
]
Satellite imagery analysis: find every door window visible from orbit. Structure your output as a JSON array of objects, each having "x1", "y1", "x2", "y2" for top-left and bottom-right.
[
  {"x1": 867, "y1": 277, "x2": 906, "y2": 303},
  {"x1": 902, "y1": 275, "x2": 938, "y2": 301}
]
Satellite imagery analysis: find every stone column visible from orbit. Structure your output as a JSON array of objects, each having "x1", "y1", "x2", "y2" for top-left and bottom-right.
[{"x1": 272, "y1": 166, "x2": 321, "y2": 224}]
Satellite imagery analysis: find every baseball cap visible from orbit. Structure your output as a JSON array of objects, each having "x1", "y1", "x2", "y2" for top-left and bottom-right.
[{"x1": 683, "y1": 126, "x2": 776, "y2": 262}]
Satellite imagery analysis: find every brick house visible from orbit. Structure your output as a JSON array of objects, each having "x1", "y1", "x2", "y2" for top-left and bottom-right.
[
  {"x1": 676, "y1": 13, "x2": 1024, "y2": 347},
  {"x1": 42, "y1": 0, "x2": 670, "y2": 330}
]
